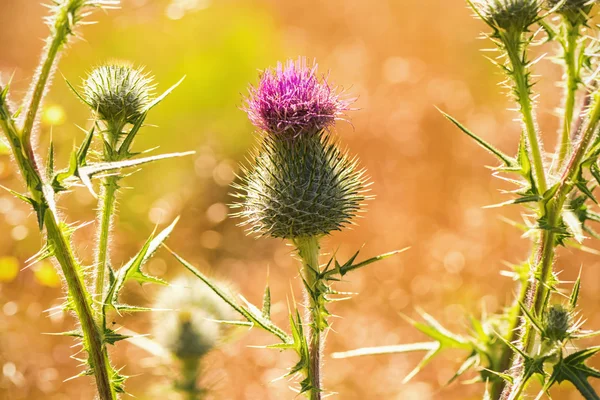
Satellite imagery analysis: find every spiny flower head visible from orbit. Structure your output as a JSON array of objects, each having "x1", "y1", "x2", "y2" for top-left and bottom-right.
[
  {"x1": 153, "y1": 276, "x2": 237, "y2": 360},
  {"x1": 543, "y1": 304, "x2": 572, "y2": 342},
  {"x1": 83, "y1": 62, "x2": 154, "y2": 130},
  {"x1": 243, "y1": 58, "x2": 354, "y2": 136},
  {"x1": 473, "y1": 0, "x2": 542, "y2": 33},
  {"x1": 547, "y1": 0, "x2": 596, "y2": 24},
  {"x1": 234, "y1": 130, "x2": 368, "y2": 240}
]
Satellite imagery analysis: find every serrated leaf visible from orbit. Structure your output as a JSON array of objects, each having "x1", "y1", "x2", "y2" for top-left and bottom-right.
[
  {"x1": 549, "y1": 347, "x2": 600, "y2": 400},
  {"x1": 104, "y1": 219, "x2": 177, "y2": 313},
  {"x1": 322, "y1": 248, "x2": 408, "y2": 280}
]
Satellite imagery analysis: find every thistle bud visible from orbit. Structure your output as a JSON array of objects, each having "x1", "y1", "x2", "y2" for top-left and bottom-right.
[
  {"x1": 83, "y1": 63, "x2": 154, "y2": 130},
  {"x1": 547, "y1": 0, "x2": 596, "y2": 24},
  {"x1": 153, "y1": 276, "x2": 237, "y2": 360},
  {"x1": 543, "y1": 304, "x2": 571, "y2": 342},
  {"x1": 235, "y1": 58, "x2": 367, "y2": 239},
  {"x1": 474, "y1": 0, "x2": 542, "y2": 33}
]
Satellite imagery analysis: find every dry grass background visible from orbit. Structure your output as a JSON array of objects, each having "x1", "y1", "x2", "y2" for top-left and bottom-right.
[{"x1": 0, "y1": 0, "x2": 599, "y2": 399}]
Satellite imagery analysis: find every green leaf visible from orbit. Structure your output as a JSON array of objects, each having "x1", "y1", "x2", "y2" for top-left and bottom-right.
[
  {"x1": 448, "y1": 353, "x2": 480, "y2": 385},
  {"x1": 570, "y1": 269, "x2": 582, "y2": 309},
  {"x1": 331, "y1": 342, "x2": 439, "y2": 358},
  {"x1": 550, "y1": 347, "x2": 600, "y2": 400},
  {"x1": 322, "y1": 247, "x2": 409, "y2": 279},
  {"x1": 168, "y1": 248, "x2": 291, "y2": 344},
  {"x1": 78, "y1": 151, "x2": 195, "y2": 195},
  {"x1": 104, "y1": 218, "x2": 178, "y2": 313},
  {"x1": 117, "y1": 113, "x2": 146, "y2": 156},
  {"x1": 438, "y1": 108, "x2": 515, "y2": 167},
  {"x1": 142, "y1": 76, "x2": 186, "y2": 112},
  {"x1": 518, "y1": 301, "x2": 544, "y2": 334}
]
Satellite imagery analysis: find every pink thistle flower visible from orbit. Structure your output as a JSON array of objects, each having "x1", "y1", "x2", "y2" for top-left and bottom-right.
[{"x1": 243, "y1": 58, "x2": 354, "y2": 136}]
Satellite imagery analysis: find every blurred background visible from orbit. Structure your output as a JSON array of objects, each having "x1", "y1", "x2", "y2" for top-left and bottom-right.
[{"x1": 0, "y1": 0, "x2": 599, "y2": 399}]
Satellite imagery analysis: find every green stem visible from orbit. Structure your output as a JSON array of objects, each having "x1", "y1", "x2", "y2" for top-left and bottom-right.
[
  {"x1": 557, "y1": 22, "x2": 581, "y2": 168},
  {"x1": 295, "y1": 236, "x2": 323, "y2": 400},
  {"x1": 94, "y1": 175, "x2": 119, "y2": 322},
  {"x1": 179, "y1": 357, "x2": 202, "y2": 400},
  {"x1": 501, "y1": 92, "x2": 600, "y2": 400},
  {"x1": 46, "y1": 212, "x2": 117, "y2": 400},
  {"x1": 0, "y1": 98, "x2": 117, "y2": 400},
  {"x1": 504, "y1": 35, "x2": 548, "y2": 194},
  {"x1": 492, "y1": 265, "x2": 530, "y2": 399},
  {"x1": 21, "y1": 0, "x2": 85, "y2": 163}
]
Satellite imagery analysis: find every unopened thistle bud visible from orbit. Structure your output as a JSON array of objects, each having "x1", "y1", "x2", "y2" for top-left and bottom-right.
[
  {"x1": 235, "y1": 58, "x2": 367, "y2": 239},
  {"x1": 153, "y1": 276, "x2": 237, "y2": 360},
  {"x1": 83, "y1": 63, "x2": 154, "y2": 131},
  {"x1": 547, "y1": 0, "x2": 596, "y2": 24},
  {"x1": 473, "y1": 0, "x2": 542, "y2": 33},
  {"x1": 543, "y1": 304, "x2": 571, "y2": 342}
]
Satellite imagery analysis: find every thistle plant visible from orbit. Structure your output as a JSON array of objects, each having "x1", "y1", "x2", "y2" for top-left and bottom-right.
[
  {"x1": 0, "y1": 2, "x2": 191, "y2": 399},
  {"x1": 168, "y1": 58, "x2": 405, "y2": 399},
  {"x1": 334, "y1": 1, "x2": 600, "y2": 399},
  {"x1": 152, "y1": 276, "x2": 238, "y2": 399}
]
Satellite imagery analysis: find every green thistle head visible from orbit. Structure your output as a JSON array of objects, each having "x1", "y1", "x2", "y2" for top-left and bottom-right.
[
  {"x1": 153, "y1": 276, "x2": 237, "y2": 360},
  {"x1": 83, "y1": 62, "x2": 154, "y2": 131},
  {"x1": 234, "y1": 130, "x2": 368, "y2": 239},
  {"x1": 547, "y1": 0, "x2": 596, "y2": 24},
  {"x1": 473, "y1": 0, "x2": 542, "y2": 33},
  {"x1": 543, "y1": 304, "x2": 572, "y2": 342}
]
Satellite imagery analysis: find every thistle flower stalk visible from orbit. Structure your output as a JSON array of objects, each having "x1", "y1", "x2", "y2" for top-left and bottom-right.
[
  {"x1": 558, "y1": 22, "x2": 581, "y2": 166},
  {"x1": 295, "y1": 236, "x2": 324, "y2": 400},
  {"x1": 503, "y1": 35, "x2": 548, "y2": 193}
]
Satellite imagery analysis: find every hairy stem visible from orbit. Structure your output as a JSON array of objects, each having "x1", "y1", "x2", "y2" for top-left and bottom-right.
[
  {"x1": 557, "y1": 21, "x2": 581, "y2": 168},
  {"x1": 0, "y1": 99, "x2": 117, "y2": 400},
  {"x1": 94, "y1": 175, "x2": 119, "y2": 321},
  {"x1": 296, "y1": 236, "x2": 323, "y2": 400},
  {"x1": 501, "y1": 93, "x2": 600, "y2": 400},
  {"x1": 492, "y1": 266, "x2": 530, "y2": 399},
  {"x1": 21, "y1": 0, "x2": 86, "y2": 163},
  {"x1": 46, "y1": 212, "x2": 117, "y2": 400},
  {"x1": 504, "y1": 35, "x2": 548, "y2": 194}
]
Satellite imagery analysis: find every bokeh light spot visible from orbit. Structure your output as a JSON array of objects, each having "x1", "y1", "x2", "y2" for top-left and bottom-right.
[
  {"x1": 42, "y1": 104, "x2": 66, "y2": 126},
  {"x1": 0, "y1": 256, "x2": 19, "y2": 282},
  {"x1": 206, "y1": 202, "x2": 228, "y2": 224},
  {"x1": 33, "y1": 261, "x2": 61, "y2": 288}
]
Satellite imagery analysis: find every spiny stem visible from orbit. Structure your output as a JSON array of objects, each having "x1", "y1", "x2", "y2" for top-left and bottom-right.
[
  {"x1": 557, "y1": 21, "x2": 581, "y2": 168},
  {"x1": 296, "y1": 236, "x2": 323, "y2": 400},
  {"x1": 21, "y1": 0, "x2": 85, "y2": 162},
  {"x1": 504, "y1": 35, "x2": 548, "y2": 194},
  {"x1": 94, "y1": 175, "x2": 119, "y2": 321},
  {"x1": 1, "y1": 86, "x2": 117, "y2": 400},
  {"x1": 492, "y1": 265, "x2": 530, "y2": 399},
  {"x1": 46, "y1": 212, "x2": 117, "y2": 400},
  {"x1": 502, "y1": 93, "x2": 600, "y2": 400}
]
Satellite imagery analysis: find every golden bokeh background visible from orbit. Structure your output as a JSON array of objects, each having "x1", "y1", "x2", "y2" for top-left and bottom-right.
[{"x1": 1, "y1": 0, "x2": 599, "y2": 399}]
